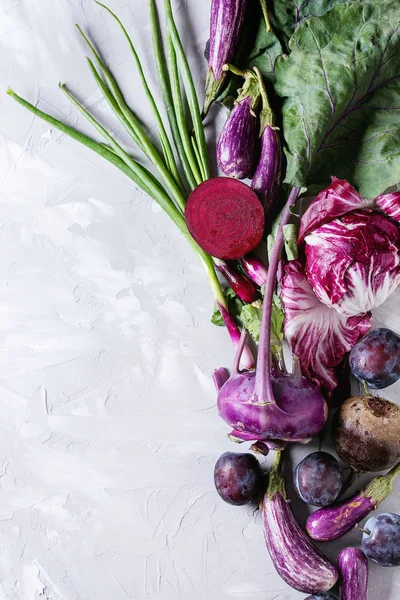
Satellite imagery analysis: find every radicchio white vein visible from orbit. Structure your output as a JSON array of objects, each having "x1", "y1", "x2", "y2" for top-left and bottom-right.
[{"x1": 282, "y1": 260, "x2": 371, "y2": 394}]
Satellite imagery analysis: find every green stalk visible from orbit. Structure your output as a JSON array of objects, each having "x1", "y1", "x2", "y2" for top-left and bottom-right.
[
  {"x1": 164, "y1": 0, "x2": 211, "y2": 180},
  {"x1": 7, "y1": 87, "x2": 223, "y2": 302},
  {"x1": 167, "y1": 32, "x2": 202, "y2": 186},
  {"x1": 8, "y1": 86, "x2": 253, "y2": 366},
  {"x1": 191, "y1": 135, "x2": 206, "y2": 182},
  {"x1": 76, "y1": 25, "x2": 186, "y2": 212},
  {"x1": 86, "y1": 58, "x2": 146, "y2": 152},
  {"x1": 94, "y1": 1, "x2": 182, "y2": 190},
  {"x1": 149, "y1": 0, "x2": 197, "y2": 191}
]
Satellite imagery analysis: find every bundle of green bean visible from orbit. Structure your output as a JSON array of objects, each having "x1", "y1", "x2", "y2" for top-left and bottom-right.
[{"x1": 8, "y1": 0, "x2": 254, "y2": 368}]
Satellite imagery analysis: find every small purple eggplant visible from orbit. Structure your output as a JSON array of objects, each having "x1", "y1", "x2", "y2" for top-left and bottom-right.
[
  {"x1": 217, "y1": 69, "x2": 260, "y2": 179},
  {"x1": 338, "y1": 548, "x2": 368, "y2": 600},
  {"x1": 263, "y1": 452, "x2": 338, "y2": 594},
  {"x1": 306, "y1": 461, "x2": 400, "y2": 542},
  {"x1": 217, "y1": 96, "x2": 257, "y2": 179},
  {"x1": 204, "y1": 0, "x2": 248, "y2": 116},
  {"x1": 251, "y1": 68, "x2": 281, "y2": 216}
]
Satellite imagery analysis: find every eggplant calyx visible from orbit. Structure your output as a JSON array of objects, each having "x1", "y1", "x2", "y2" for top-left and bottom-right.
[
  {"x1": 266, "y1": 450, "x2": 288, "y2": 500},
  {"x1": 361, "y1": 460, "x2": 400, "y2": 506},
  {"x1": 253, "y1": 66, "x2": 275, "y2": 133},
  {"x1": 234, "y1": 69, "x2": 261, "y2": 113},
  {"x1": 203, "y1": 67, "x2": 225, "y2": 118}
]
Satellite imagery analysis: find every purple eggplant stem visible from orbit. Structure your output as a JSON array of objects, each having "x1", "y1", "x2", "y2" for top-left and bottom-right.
[
  {"x1": 204, "y1": 0, "x2": 248, "y2": 116},
  {"x1": 338, "y1": 548, "x2": 368, "y2": 600},
  {"x1": 252, "y1": 126, "x2": 282, "y2": 216},
  {"x1": 217, "y1": 96, "x2": 257, "y2": 179},
  {"x1": 263, "y1": 452, "x2": 338, "y2": 593},
  {"x1": 307, "y1": 461, "x2": 400, "y2": 542}
]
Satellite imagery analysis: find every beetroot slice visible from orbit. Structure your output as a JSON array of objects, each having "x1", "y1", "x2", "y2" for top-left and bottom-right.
[{"x1": 185, "y1": 178, "x2": 265, "y2": 259}]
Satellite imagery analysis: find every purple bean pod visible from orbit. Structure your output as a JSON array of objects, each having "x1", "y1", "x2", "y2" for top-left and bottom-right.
[
  {"x1": 263, "y1": 452, "x2": 338, "y2": 594},
  {"x1": 307, "y1": 461, "x2": 400, "y2": 542},
  {"x1": 239, "y1": 253, "x2": 268, "y2": 286},
  {"x1": 204, "y1": 0, "x2": 248, "y2": 116},
  {"x1": 338, "y1": 548, "x2": 368, "y2": 600},
  {"x1": 214, "y1": 258, "x2": 258, "y2": 303}
]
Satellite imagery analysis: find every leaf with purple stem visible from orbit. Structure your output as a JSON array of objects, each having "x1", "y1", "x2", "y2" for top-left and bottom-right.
[{"x1": 274, "y1": 0, "x2": 400, "y2": 198}]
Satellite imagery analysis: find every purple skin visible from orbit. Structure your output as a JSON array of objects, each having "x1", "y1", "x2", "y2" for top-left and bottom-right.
[
  {"x1": 215, "y1": 187, "x2": 328, "y2": 444},
  {"x1": 338, "y1": 548, "x2": 368, "y2": 600},
  {"x1": 239, "y1": 253, "x2": 268, "y2": 287},
  {"x1": 251, "y1": 126, "x2": 281, "y2": 216},
  {"x1": 214, "y1": 452, "x2": 262, "y2": 505},
  {"x1": 306, "y1": 462, "x2": 400, "y2": 542},
  {"x1": 263, "y1": 454, "x2": 338, "y2": 593},
  {"x1": 217, "y1": 96, "x2": 257, "y2": 180},
  {"x1": 204, "y1": 0, "x2": 248, "y2": 115},
  {"x1": 294, "y1": 452, "x2": 343, "y2": 507},
  {"x1": 349, "y1": 327, "x2": 400, "y2": 389},
  {"x1": 214, "y1": 259, "x2": 258, "y2": 303},
  {"x1": 217, "y1": 359, "x2": 328, "y2": 442},
  {"x1": 362, "y1": 513, "x2": 400, "y2": 567}
]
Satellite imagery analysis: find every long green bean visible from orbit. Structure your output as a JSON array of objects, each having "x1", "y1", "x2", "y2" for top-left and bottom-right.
[
  {"x1": 164, "y1": 0, "x2": 211, "y2": 180},
  {"x1": 167, "y1": 32, "x2": 202, "y2": 186},
  {"x1": 94, "y1": 1, "x2": 182, "y2": 190},
  {"x1": 148, "y1": 0, "x2": 198, "y2": 191},
  {"x1": 77, "y1": 25, "x2": 186, "y2": 212}
]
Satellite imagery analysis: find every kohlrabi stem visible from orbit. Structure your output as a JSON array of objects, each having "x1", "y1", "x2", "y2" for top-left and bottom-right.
[
  {"x1": 255, "y1": 186, "x2": 300, "y2": 403},
  {"x1": 166, "y1": 32, "x2": 202, "y2": 185},
  {"x1": 149, "y1": 0, "x2": 197, "y2": 191},
  {"x1": 94, "y1": 1, "x2": 182, "y2": 190},
  {"x1": 164, "y1": 0, "x2": 211, "y2": 180}
]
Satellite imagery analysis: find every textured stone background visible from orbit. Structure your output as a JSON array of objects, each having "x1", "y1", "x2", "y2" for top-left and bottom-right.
[{"x1": 0, "y1": 1, "x2": 399, "y2": 598}]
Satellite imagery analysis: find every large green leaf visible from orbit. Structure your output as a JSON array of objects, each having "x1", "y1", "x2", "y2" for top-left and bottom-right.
[
  {"x1": 269, "y1": 0, "x2": 361, "y2": 52},
  {"x1": 275, "y1": 0, "x2": 400, "y2": 198}
]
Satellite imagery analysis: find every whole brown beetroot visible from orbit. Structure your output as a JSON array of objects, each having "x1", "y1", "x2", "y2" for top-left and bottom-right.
[{"x1": 333, "y1": 396, "x2": 400, "y2": 472}]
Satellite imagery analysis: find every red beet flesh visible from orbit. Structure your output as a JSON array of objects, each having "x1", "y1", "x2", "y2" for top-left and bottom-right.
[{"x1": 185, "y1": 178, "x2": 264, "y2": 259}]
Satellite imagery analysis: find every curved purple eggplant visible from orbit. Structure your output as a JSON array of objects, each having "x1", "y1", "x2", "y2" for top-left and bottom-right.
[
  {"x1": 338, "y1": 548, "x2": 368, "y2": 600},
  {"x1": 307, "y1": 461, "x2": 400, "y2": 542},
  {"x1": 263, "y1": 452, "x2": 338, "y2": 594},
  {"x1": 252, "y1": 126, "x2": 282, "y2": 215},
  {"x1": 217, "y1": 96, "x2": 257, "y2": 179},
  {"x1": 204, "y1": 0, "x2": 248, "y2": 116},
  {"x1": 251, "y1": 67, "x2": 281, "y2": 216}
]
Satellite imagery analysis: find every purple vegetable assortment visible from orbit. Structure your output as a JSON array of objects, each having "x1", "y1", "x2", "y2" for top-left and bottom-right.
[
  {"x1": 262, "y1": 452, "x2": 338, "y2": 593},
  {"x1": 9, "y1": 0, "x2": 400, "y2": 597},
  {"x1": 306, "y1": 462, "x2": 400, "y2": 542}
]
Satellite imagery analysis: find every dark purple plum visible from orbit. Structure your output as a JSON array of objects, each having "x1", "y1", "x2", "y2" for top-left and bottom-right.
[
  {"x1": 304, "y1": 595, "x2": 338, "y2": 600},
  {"x1": 294, "y1": 452, "x2": 343, "y2": 507},
  {"x1": 362, "y1": 513, "x2": 400, "y2": 567},
  {"x1": 349, "y1": 328, "x2": 400, "y2": 389},
  {"x1": 214, "y1": 452, "x2": 262, "y2": 505}
]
